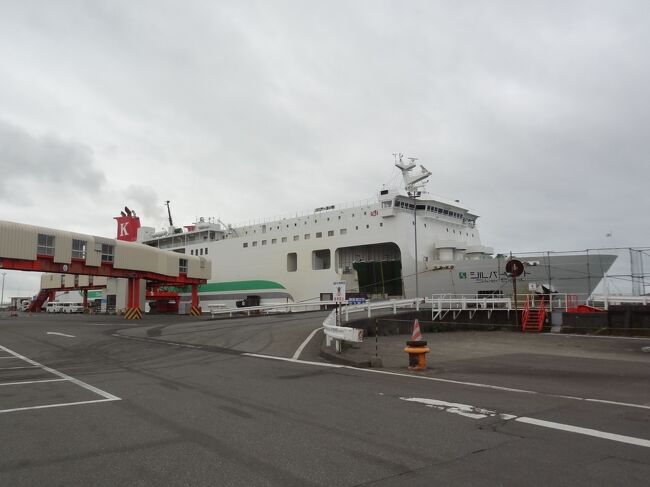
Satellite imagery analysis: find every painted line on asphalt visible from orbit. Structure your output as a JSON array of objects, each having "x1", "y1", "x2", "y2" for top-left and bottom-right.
[
  {"x1": 400, "y1": 396, "x2": 650, "y2": 448},
  {"x1": 243, "y1": 353, "x2": 344, "y2": 369},
  {"x1": 0, "y1": 344, "x2": 120, "y2": 401},
  {"x1": 0, "y1": 378, "x2": 68, "y2": 387},
  {"x1": 47, "y1": 332, "x2": 76, "y2": 338},
  {"x1": 0, "y1": 366, "x2": 39, "y2": 371},
  {"x1": 0, "y1": 398, "x2": 119, "y2": 415},
  {"x1": 242, "y1": 352, "x2": 650, "y2": 411},
  {"x1": 0, "y1": 356, "x2": 16, "y2": 359},
  {"x1": 292, "y1": 327, "x2": 324, "y2": 360},
  {"x1": 515, "y1": 416, "x2": 650, "y2": 448}
]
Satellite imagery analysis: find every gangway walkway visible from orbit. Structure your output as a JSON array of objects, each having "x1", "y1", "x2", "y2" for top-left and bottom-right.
[{"x1": 0, "y1": 220, "x2": 211, "y2": 318}]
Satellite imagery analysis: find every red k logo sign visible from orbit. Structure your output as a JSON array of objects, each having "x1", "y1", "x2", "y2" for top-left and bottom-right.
[{"x1": 114, "y1": 216, "x2": 141, "y2": 242}]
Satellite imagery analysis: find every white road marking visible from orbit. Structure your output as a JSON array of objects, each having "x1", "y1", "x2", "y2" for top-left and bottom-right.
[
  {"x1": 242, "y1": 353, "x2": 650, "y2": 411},
  {"x1": 0, "y1": 378, "x2": 67, "y2": 387},
  {"x1": 47, "y1": 332, "x2": 76, "y2": 338},
  {"x1": 400, "y1": 397, "x2": 515, "y2": 420},
  {"x1": 292, "y1": 327, "x2": 324, "y2": 360},
  {"x1": 0, "y1": 398, "x2": 119, "y2": 415},
  {"x1": 0, "y1": 344, "x2": 120, "y2": 401},
  {"x1": 0, "y1": 356, "x2": 17, "y2": 359},
  {"x1": 0, "y1": 366, "x2": 39, "y2": 370},
  {"x1": 243, "y1": 353, "x2": 344, "y2": 368},
  {"x1": 401, "y1": 396, "x2": 650, "y2": 448},
  {"x1": 515, "y1": 417, "x2": 650, "y2": 448}
]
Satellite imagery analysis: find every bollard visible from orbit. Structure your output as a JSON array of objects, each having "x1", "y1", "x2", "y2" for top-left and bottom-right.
[{"x1": 404, "y1": 340, "x2": 430, "y2": 370}]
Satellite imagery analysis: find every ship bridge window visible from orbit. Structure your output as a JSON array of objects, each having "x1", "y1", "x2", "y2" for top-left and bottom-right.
[
  {"x1": 37, "y1": 234, "x2": 55, "y2": 256},
  {"x1": 304, "y1": 234, "x2": 310, "y2": 240},
  {"x1": 243, "y1": 242, "x2": 248, "y2": 248},
  {"x1": 262, "y1": 240, "x2": 267, "y2": 245},
  {"x1": 72, "y1": 239, "x2": 86, "y2": 259},
  {"x1": 205, "y1": 248, "x2": 208, "y2": 255},
  {"x1": 316, "y1": 232, "x2": 322, "y2": 238},
  {"x1": 252, "y1": 241, "x2": 258, "y2": 247},
  {"x1": 287, "y1": 253, "x2": 297, "y2": 272},
  {"x1": 312, "y1": 249, "x2": 331, "y2": 270},
  {"x1": 272, "y1": 238, "x2": 277, "y2": 244},
  {"x1": 340, "y1": 229, "x2": 347, "y2": 235},
  {"x1": 382, "y1": 201, "x2": 392, "y2": 208},
  {"x1": 327, "y1": 230, "x2": 334, "y2": 237},
  {"x1": 179, "y1": 258, "x2": 188, "y2": 274},
  {"x1": 293, "y1": 235, "x2": 299, "y2": 241},
  {"x1": 199, "y1": 248, "x2": 203, "y2": 255},
  {"x1": 101, "y1": 244, "x2": 114, "y2": 263},
  {"x1": 282, "y1": 237, "x2": 287, "y2": 243}
]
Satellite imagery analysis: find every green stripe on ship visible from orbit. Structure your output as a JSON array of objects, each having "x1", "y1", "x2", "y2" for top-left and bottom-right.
[
  {"x1": 199, "y1": 280, "x2": 286, "y2": 293},
  {"x1": 165, "y1": 280, "x2": 286, "y2": 294}
]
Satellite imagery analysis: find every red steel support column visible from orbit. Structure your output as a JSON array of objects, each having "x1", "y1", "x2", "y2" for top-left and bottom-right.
[
  {"x1": 48, "y1": 291, "x2": 56, "y2": 303},
  {"x1": 127, "y1": 278, "x2": 135, "y2": 309},
  {"x1": 189, "y1": 284, "x2": 201, "y2": 316},
  {"x1": 82, "y1": 290, "x2": 88, "y2": 309},
  {"x1": 126, "y1": 277, "x2": 142, "y2": 319}
]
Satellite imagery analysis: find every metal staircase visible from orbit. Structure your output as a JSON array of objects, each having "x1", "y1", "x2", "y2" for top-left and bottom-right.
[
  {"x1": 522, "y1": 295, "x2": 546, "y2": 332},
  {"x1": 27, "y1": 289, "x2": 53, "y2": 313}
]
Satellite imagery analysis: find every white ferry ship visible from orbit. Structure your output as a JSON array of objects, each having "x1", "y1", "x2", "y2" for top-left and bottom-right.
[{"x1": 137, "y1": 158, "x2": 616, "y2": 306}]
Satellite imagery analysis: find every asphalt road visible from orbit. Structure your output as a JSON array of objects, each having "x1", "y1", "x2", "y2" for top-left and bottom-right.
[{"x1": 1, "y1": 313, "x2": 649, "y2": 486}]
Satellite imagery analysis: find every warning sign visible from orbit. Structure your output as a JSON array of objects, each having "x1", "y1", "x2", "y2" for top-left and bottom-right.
[{"x1": 333, "y1": 281, "x2": 346, "y2": 303}]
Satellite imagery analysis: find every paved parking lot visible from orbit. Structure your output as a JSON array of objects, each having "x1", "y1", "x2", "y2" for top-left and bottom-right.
[
  {"x1": 0, "y1": 312, "x2": 648, "y2": 486},
  {"x1": 0, "y1": 344, "x2": 119, "y2": 414}
]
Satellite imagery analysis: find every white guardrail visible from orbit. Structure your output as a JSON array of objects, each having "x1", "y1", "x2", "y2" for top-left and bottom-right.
[
  {"x1": 209, "y1": 298, "x2": 425, "y2": 353},
  {"x1": 209, "y1": 301, "x2": 336, "y2": 317},
  {"x1": 324, "y1": 298, "x2": 425, "y2": 352}
]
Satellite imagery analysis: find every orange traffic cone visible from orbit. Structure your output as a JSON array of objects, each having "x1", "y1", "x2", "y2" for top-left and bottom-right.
[
  {"x1": 411, "y1": 319, "x2": 422, "y2": 341},
  {"x1": 405, "y1": 319, "x2": 429, "y2": 370}
]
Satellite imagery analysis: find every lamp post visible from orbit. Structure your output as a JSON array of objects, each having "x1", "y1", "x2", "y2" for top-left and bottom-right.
[
  {"x1": 1, "y1": 272, "x2": 6, "y2": 310},
  {"x1": 410, "y1": 191, "x2": 419, "y2": 299}
]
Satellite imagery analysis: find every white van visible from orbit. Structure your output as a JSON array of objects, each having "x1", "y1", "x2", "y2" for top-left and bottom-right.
[{"x1": 45, "y1": 302, "x2": 60, "y2": 313}]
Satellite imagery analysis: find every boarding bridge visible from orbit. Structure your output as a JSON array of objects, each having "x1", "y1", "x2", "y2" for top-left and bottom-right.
[{"x1": 0, "y1": 220, "x2": 211, "y2": 318}]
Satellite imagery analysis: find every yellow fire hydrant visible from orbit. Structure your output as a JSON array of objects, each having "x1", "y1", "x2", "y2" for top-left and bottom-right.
[{"x1": 404, "y1": 340, "x2": 430, "y2": 370}]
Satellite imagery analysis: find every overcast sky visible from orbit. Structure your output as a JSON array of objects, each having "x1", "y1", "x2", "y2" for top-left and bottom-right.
[{"x1": 1, "y1": 0, "x2": 649, "y2": 298}]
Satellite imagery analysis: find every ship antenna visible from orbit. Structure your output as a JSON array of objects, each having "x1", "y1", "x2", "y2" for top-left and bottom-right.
[
  {"x1": 394, "y1": 154, "x2": 432, "y2": 196},
  {"x1": 164, "y1": 200, "x2": 174, "y2": 227}
]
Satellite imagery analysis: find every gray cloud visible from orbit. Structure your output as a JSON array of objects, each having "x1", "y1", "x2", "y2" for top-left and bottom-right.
[
  {"x1": 0, "y1": 119, "x2": 106, "y2": 203},
  {"x1": 0, "y1": 0, "x2": 649, "y2": 300}
]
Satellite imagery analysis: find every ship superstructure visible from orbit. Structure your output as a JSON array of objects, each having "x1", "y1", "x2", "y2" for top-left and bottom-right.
[{"x1": 138, "y1": 158, "x2": 616, "y2": 306}]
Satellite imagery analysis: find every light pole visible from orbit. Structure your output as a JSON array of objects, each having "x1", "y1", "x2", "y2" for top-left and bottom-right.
[
  {"x1": 1, "y1": 272, "x2": 6, "y2": 310},
  {"x1": 410, "y1": 191, "x2": 419, "y2": 299}
]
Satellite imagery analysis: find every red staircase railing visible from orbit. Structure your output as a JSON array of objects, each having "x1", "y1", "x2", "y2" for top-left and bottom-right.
[
  {"x1": 27, "y1": 289, "x2": 53, "y2": 313},
  {"x1": 522, "y1": 295, "x2": 546, "y2": 332}
]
